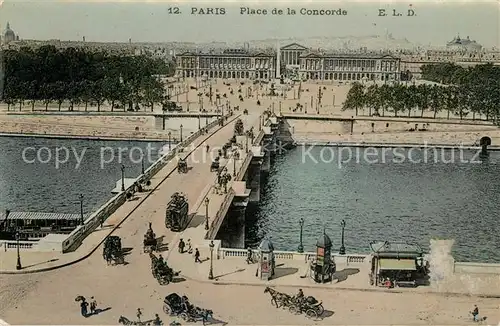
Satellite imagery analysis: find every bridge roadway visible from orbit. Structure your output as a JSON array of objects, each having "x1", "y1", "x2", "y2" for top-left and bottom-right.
[{"x1": 0, "y1": 112, "x2": 260, "y2": 272}]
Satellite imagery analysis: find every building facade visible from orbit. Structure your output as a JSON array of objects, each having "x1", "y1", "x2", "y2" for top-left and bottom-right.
[
  {"x1": 176, "y1": 48, "x2": 276, "y2": 80},
  {"x1": 175, "y1": 43, "x2": 401, "y2": 82},
  {"x1": 299, "y1": 52, "x2": 400, "y2": 82}
]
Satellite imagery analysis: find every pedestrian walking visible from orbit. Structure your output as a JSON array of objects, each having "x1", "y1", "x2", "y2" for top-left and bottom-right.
[
  {"x1": 80, "y1": 299, "x2": 89, "y2": 317},
  {"x1": 471, "y1": 304, "x2": 479, "y2": 322},
  {"x1": 178, "y1": 239, "x2": 185, "y2": 253},
  {"x1": 90, "y1": 297, "x2": 97, "y2": 315},
  {"x1": 194, "y1": 248, "x2": 202, "y2": 263},
  {"x1": 186, "y1": 239, "x2": 192, "y2": 254},
  {"x1": 136, "y1": 308, "x2": 142, "y2": 322}
]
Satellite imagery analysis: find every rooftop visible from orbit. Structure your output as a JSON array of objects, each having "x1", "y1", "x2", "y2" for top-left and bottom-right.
[{"x1": 370, "y1": 241, "x2": 424, "y2": 257}]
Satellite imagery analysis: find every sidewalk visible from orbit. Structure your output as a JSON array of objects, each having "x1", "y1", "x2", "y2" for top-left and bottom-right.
[
  {"x1": 167, "y1": 248, "x2": 500, "y2": 298},
  {"x1": 0, "y1": 113, "x2": 250, "y2": 273}
]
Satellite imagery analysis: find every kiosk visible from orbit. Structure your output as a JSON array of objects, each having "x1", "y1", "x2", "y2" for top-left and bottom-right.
[
  {"x1": 310, "y1": 231, "x2": 336, "y2": 283},
  {"x1": 257, "y1": 239, "x2": 275, "y2": 280}
]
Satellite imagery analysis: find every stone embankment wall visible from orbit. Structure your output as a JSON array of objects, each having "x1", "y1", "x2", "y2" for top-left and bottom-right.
[
  {"x1": 287, "y1": 119, "x2": 500, "y2": 146},
  {"x1": 0, "y1": 115, "x2": 204, "y2": 140}
]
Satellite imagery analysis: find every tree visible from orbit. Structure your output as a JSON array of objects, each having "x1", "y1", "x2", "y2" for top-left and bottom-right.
[{"x1": 342, "y1": 82, "x2": 365, "y2": 116}]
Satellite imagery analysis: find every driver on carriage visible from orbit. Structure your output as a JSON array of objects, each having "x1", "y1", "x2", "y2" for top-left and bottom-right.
[
  {"x1": 296, "y1": 289, "x2": 304, "y2": 303},
  {"x1": 181, "y1": 295, "x2": 193, "y2": 313}
]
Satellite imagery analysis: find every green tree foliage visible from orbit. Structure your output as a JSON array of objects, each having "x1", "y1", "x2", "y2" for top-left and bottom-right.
[
  {"x1": 2, "y1": 45, "x2": 174, "y2": 111},
  {"x1": 343, "y1": 63, "x2": 500, "y2": 122}
]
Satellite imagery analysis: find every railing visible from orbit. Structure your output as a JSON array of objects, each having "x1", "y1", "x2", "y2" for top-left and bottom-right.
[
  {"x1": 218, "y1": 247, "x2": 369, "y2": 265},
  {"x1": 235, "y1": 151, "x2": 254, "y2": 181},
  {"x1": 454, "y1": 262, "x2": 500, "y2": 275},
  {"x1": 206, "y1": 188, "x2": 235, "y2": 240},
  {"x1": 1, "y1": 240, "x2": 37, "y2": 251},
  {"x1": 62, "y1": 113, "x2": 233, "y2": 253}
]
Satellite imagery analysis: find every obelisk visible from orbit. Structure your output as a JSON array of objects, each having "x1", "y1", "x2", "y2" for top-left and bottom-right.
[{"x1": 276, "y1": 40, "x2": 281, "y2": 79}]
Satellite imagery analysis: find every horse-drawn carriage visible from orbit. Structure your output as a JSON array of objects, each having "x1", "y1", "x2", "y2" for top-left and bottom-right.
[
  {"x1": 103, "y1": 236, "x2": 124, "y2": 265},
  {"x1": 150, "y1": 252, "x2": 178, "y2": 285},
  {"x1": 210, "y1": 157, "x2": 220, "y2": 172},
  {"x1": 177, "y1": 158, "x2": 188, "y2": 173},
  {"x1": 143, "y1": 223, "x2": 157, "y2": 253},
  {"x1": 234, "y1": 119, "x2": 244, "y2": 136},
  {"x1": 163, "y1": 293, "x2": 213, "y2": 325},
  {"x1": 264, "y1": 287, "x2": 324, "y2": 319},
  {"x1": 165, "y1": 192, "x2": 189, "y2": 232}
]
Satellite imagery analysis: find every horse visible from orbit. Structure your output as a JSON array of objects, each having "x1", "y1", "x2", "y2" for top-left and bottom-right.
[
  {"x1": 118, "y1": 316, "x2": 151, "y2": 326},
  {"x1": 264, "y1": 287, "x2": 292, "y2": 308}
]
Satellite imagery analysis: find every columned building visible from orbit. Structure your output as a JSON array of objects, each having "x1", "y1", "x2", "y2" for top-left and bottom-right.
[
  {"x1": 280, "y1": 43, "x2": 308, "y2": 67},
  {"x1": 176, "y1": 48, "x2": 276, "y2": 80},
  {"x1": 175, "y1": 44, "x2": 401, "y2": 82},
  {"x1": 299, "y1": 52, "x2": 401, "y2": 82}
]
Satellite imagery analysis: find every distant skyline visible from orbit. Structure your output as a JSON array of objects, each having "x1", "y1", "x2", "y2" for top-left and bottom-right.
[{"x1": 1, "y1": 0, "x2": 499, "y2": 47}]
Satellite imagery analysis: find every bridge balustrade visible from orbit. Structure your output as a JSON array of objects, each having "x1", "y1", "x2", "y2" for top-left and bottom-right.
[{"x1": 218, "y1": 247, "x2": 369, "y2": 265}]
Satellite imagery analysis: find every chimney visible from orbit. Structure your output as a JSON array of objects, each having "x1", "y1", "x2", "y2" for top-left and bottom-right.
[
  {"x1": 83, "y1": 36, "x2": 86, "y2": 42},
  {"x1": 5, "y1": 209, "x2": 10, "y2": 219}
]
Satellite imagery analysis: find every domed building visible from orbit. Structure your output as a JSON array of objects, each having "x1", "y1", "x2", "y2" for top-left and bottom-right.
[
  {"x1": 446, "y1": 35, "x2": 482, "y2": 52},
  {"x1": 3, "y1": 22, "x2": 17, "y2": 44}
]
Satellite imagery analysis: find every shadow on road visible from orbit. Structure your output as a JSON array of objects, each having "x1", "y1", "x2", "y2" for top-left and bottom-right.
[
  {"x1": 214, "y1": 268, "x2": 245, "y2": 280},
  {"x1": 273, "y1": 267, "x2": 299, "y2": 279},
  {"x1": 188, "y1": 213, "x2": 206, "y2": 228},
  {"x1": 172, "y1": 277, "x2": 186, "y2": 283},
  {"x1": 333, "y1": 268, "x2": 360, "y2": 283},
  {"x1": 92, "y1": 307, "x2": 112, "y2": 316},
  {"x1": 22, "y1": 258, "x2": 59, "y2": 269}
]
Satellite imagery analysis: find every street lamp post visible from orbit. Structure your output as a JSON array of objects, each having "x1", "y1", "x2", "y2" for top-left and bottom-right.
[
  {"x1": 15, "y1": 230, "x2": 22, "y2": 270},
  {"x1": 198, "y1": 115, "x2": 201, "y2": 130},
  {"x1": 297, "y1": 218, "x2": 304, "y2": 253},
  {"x1": 339, "y1": 219, "x2": 346, "y2": 255},
  {"x1": 204, "y1": 197, "x2": 210, "y2": 230},
  {"x1": 79, "y1": 194, "x2": 84, "y2": 225},
  {"x1": 180, "y1": 124, "x2": 183, "y2": 142},
  {"x1": 168, "y1": 131, "x2": 172, "y2": 151},
  {"x1": 245, "y1": 136, "x2": 249, "y2": 153},
  {"x1": 233, "y1": 150, "x2": 237, "y2": 177},
  {"x1": 208, "y1": 240, "x2": 215, "y2": 280},
  {"x1": 121, "y1": 164, "x2": 125, "y2": 191},
  {"x1": 141, "y1": 157, "x2": 145, "y2": 174}
]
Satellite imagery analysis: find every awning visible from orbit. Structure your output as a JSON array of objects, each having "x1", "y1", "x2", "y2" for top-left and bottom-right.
[{"x1": 378, "y1": 259, "x2": 416, "y2": 271}]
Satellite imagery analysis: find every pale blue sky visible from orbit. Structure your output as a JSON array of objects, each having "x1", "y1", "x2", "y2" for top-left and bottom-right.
[{"x1": 1, "y1": 0, "x2": 499, "y2": 47}]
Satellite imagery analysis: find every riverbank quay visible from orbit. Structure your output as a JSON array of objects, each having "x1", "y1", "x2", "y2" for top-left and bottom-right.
[
  {"x1": 284, "y1": 114, "x2": 500, "y2": 147},
  {"x1": 294, "y1": 141, "x2": 500, "y2": 151},
  {"x1": 0, "y1": 113, "x2": 212, "y2": 141},
  {"x1": 165, "y1": 248, "x2": 500, "y2": 298},
  {"x1": 0, "y1": 112, "x2": 258, "y2": 273},
  {"x1": 0, "y1": 131, "x2": 169, "y2": 142}
]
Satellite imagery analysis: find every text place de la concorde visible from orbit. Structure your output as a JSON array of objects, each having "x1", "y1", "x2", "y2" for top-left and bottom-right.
[{"x1": 189, "y1": 7, "x2": 348, "y2": 16}]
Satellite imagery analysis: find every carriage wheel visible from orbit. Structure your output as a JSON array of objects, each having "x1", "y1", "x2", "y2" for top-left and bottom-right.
[
  {"x1": 162, "y1": 278, "x2": 170, "y2": 285},
  {"x1": 180, "y1": 312, "x2": 189, "y2": 321},
  {"x1": 289, "y1": 305, "x2": 299, "y2": 314},
  {"x1": 316, "y1": 304, "x2": 324, "y2": 316},
  {"x1": 306, "y1": 309, "x2": 318, "y2": 319}
]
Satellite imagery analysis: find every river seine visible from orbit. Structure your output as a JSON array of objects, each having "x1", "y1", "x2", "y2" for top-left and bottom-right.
[
  {"x1": 0, "y1": 137, "x2": 165, "y2": 214},
  {"x1": 245, "y1": 146, "x2": 500, "y2": 263}
]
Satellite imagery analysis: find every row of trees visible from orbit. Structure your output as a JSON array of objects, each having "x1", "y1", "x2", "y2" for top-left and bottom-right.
[
  {"x1": 343, "y1": 63, "x2": 500, "y2": 121},
  {"x1": 2, "y1": 45, "x2": 176, "y2": 111}
]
